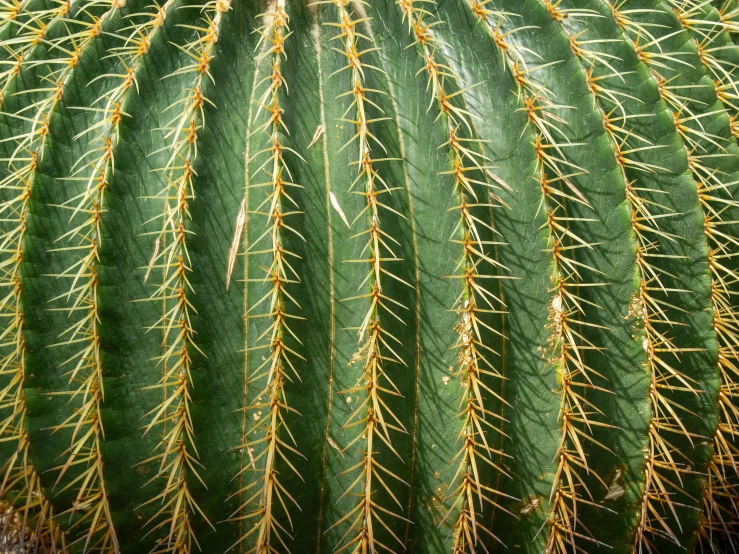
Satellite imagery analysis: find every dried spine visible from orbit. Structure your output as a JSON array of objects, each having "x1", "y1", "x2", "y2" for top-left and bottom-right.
[
  {"x1": 0, "y1": 0, "x2": 120, "y2": 549},
  {"x1": 137, "y1": 1, "x2": 229, "y2": 552},
  {"x1": 397, "y1": 1, "x2": 512, "y2": 551},
  {"x1": 322, "y1": 1, "x2": 411, "y2": 552},
  {"x1": 226, "y1": 3, "x2": 306, "y2": 552},
  {"x1": 471, "y1": 2, "x2": 616, "y2": 552},
  {"x1": 46, "y1": 2, "x2": 177, "y2": 551}
]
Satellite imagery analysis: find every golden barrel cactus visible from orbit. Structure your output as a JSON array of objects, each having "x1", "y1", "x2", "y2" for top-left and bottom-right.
[{"x1": 0, "y1": 0, "x2": 737, "y2": 553}]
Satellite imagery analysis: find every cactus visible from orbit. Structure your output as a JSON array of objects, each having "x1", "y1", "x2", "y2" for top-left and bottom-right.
[{"x1": 0, "y1": 0, "x2": 738, "y2": 552}]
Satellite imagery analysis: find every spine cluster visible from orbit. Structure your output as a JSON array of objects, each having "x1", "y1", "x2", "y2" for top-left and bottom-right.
[
  {"x1": 323, "y1": 2, "x2": 411, "y2": 551},
  {"x1": 397, "y1": 1, "x2": 512, "y2": 551},
  {"x1": 0, "y1": 0, "x2": 119, "y2": 549},
  {"x1": 138, "y1": 1, "x2": 229, "y2": 551},
  {"x1": 470, "y1": 2, "x2": 613, "y2": 552},
  {"x1": 227, "y1": 2, "x2": 306, "y2": 552}
]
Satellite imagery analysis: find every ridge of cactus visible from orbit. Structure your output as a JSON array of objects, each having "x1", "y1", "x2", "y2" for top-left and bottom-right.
[
  {"x1": 709, "y1": 0, "x2": 739, "y2": 45},
  {"x1": 558, "y1": 2, "x2": 723, "y2": 552},
  {"x1": 469, "y1": 3, "x2": 622, "y2": 552},
  {"x1": 132, "y1": 1, "x2": 232, "y2": 551},
  {"x1": 299, "y1": 11, "x2": 337, "y2": 552},
  {"x1": 713, "y1": 0, "x2": 739, "y2": 29},
  {"x1": 316, "y1": 2, "x2": 417, "y2": 552},
  {"x1": 0, "y1": 0, "x2": 63, "y2": 107},
  {"x1": 224, "y1": 2, "x2": 309, "y2": 551},
  {"x1": 0, "y1": 0, "x2": 123, "y2": 550},
  {"x1": 541, "y1": 4, "x2": 659, "y2": 553},
  {"x1": 42, "y1": 2, "x2": 177, "y2": 551},
  {"x1": 397, "y1": 1, "x2": 513, "y2": 550},
  {"x1": 600, "y1": 1, "x2": 727, "y2": 552},
  {"x1": 654, "y1": 0, "x2": 739, "y2": 550},
  {"x1": 353, "y1": 7, "x2": 426, "y2": 549}
]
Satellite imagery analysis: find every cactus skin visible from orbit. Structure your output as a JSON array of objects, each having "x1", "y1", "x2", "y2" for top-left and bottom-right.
[{"x1": 0, "y1": 0, "x2": 738, "y2": 552}]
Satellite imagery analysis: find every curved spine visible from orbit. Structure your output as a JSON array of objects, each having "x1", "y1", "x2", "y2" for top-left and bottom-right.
[
  {"x1": 0, "y1": 0, "x2": 119, "y2": 549},
  {"x1": 319, "y1": 1, "x2": 411, "y2": 552},
  {"x1": 45, "y1": 2, "x2": 176, "y2": 551},
  {"x1": 470, "y1": 2, "x2": 615, "y2": 552},
  {"x1": 226, "y1": 2, "x2": 307, "y2": 552},
  {"x1": 396, "y1": 1, "x2": 513, "y2": 551},
  {"x1": 136, "y1": 1, "x2": 230, "y2": 552}
]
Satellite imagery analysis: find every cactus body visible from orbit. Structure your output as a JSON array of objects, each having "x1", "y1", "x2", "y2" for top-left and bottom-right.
[{"x1": 0, "y1": 0, "x2": 737, "y2": 553}]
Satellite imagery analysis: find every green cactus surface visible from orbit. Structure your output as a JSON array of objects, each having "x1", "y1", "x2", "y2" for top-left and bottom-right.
[{"x1": 1, "y1": 0, "x2": 739, "y2": 552}]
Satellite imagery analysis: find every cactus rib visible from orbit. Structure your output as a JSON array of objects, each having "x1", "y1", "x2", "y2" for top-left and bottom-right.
[
  {"x1": 0, "y1": 0, "x2": 120, "y2": 549},
  {"x1": 318, "y1": 2, "x2": 414, "y2": 551},
  {"x1": 44, "y1": 2, "x2": 178, "y2": 551},
  {"x1": 0, "y1": 0, "x2": 64, "y2": 108},
  {"x1": 136, "y1": 1, "x2": 230, "y2": 551},
  {"x1": 658, "y1": 0, "x2": 739, "y2": 549},
  {"x1": 397, "y1": 1, "x2": 514, "y2": 551},
  {"x1": 471, "y1": 2, "x2": 620, "y2": 551},
  {"x1": 602, "y1": 1, "x2": 727, "y2": 551},
  {"x1": 226, "y1": 2, "x2": 308, "y2": 552}
]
